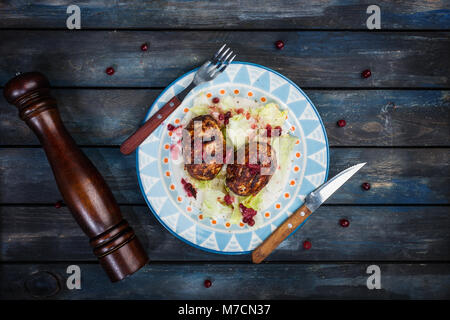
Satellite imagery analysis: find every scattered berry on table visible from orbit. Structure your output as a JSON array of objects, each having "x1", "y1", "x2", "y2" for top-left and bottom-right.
[
  {"x1": 54, "y1": 200, "x2": 63, "y2": 209},
  {"x1": 204, "y1": 279, "x2": 212, "y2": 288},
  {"x1": 339, "y1": 219, "x2": 350, "y2": 227},
  {"x1": 361, "y1": 69, "x2": 371, "y2": 79},
  {"x1": 275, "y1": 40, "x2": 285, "y2": 50},
  {"x1": 337, "y1": 119, "x2": 346, "y2": 127},
  {"x1": 212, "y1": 97, "x2": 220, "y2": 104},
  {"x1": 303, "y1": 240, "x2": 312, "y2": 250},
  {"x1": 361, "y1": 182, "x2": 371, "y2": 190},
  {"x1": 105, "y1": 67, "x2": 115, "y2": 75},
  {"x1": 141, "y1": 43, "x2": 148, "y2": 51}
]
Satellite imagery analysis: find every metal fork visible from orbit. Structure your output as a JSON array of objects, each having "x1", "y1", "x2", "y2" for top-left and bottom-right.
[{"x1": 120, "y1": 44, "x2": 236, "y2": 155}]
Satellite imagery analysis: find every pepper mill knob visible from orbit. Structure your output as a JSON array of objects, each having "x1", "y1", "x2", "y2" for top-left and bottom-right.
[{"x1": 4, "y1": 72, "x2": 149, "y2": 282}]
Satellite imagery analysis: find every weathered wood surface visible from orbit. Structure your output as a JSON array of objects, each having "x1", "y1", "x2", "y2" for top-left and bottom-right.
[
  {"x1": 0, "y1": 147, "x2": 447, "y2": 205},
  {"x1": 1, "y1": 205, "x2": 449, "y2": 262},
  {"x1": 1, "y1": 89, "x2": 449, "y2": 147},
  {"x1": 0, "y1": 31, "x2": 449, "y2": 88},
  {"x1": 1, "y1": 263, "x2": 449, "y2": 299},
  {"x1": 0, "y1": 1, "x2": 449, "y2": 30}
]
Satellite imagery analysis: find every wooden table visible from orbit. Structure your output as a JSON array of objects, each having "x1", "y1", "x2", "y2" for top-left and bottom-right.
[{"x1": 0, "y1": 1, "x2": 449, "y2": 300}]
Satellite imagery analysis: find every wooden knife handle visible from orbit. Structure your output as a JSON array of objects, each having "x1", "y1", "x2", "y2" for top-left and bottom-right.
[
  {"x1": 252, "y1": 204, "x2": 313, "y2": 264},
  {"x1": 3, "y1": 72, "x2": 149, "y2": 282},
  {"x1": 120, "y1": 96, "x2": 182, "y2": 155}
]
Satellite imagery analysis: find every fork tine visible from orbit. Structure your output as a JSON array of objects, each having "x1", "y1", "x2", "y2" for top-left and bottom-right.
[
  {"x1": 211, "y1": 54, "x2": 236, "y2": 77},
  {"x1": 213, "y1": 44, "x2": 227, "y2": 60},
  {"x1": 216, "y1": 48, "x2": 230, "y2": 63}
]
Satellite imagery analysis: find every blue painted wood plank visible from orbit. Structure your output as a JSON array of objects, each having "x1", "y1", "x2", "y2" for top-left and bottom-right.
[
  {"x1": 0, "y1": 1, "x2": 449, "y2": 30},
  {"x1": 1, "y1": 263, "x2": 449, "y2": 299},
  {"x1": 0, "y1": 31, "x2": 448, "y2": 88}
]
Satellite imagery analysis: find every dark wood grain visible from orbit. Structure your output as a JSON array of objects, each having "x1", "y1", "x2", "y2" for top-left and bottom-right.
[
  {"x1": 1, "y1": 206, "x2": 449, "y2": 262},
  {"x1": 0, "y1": 147, "x2": 448, "y2": 205},
  {"x1": 0, "y1": 1, "x2": 449, "y2": 30},
  {"x1": 1, "y1": 262, "x2": 449, "y2": 299},
  {"x1": 0, "y1": 31, "x2": 448, "y2": 88},
  {"x1": 1, "y1": 89, "x2": 449, "y2": 147}
]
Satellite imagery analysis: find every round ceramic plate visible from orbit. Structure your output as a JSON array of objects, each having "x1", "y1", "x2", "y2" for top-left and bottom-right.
[{"x1": 137, "y1": 62, "x2": 329, "y2": 254}]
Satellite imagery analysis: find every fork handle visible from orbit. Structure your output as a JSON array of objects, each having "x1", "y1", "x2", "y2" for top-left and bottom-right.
[{"x1": 120, "y1": 96, "x2": 181, "y2": 155}]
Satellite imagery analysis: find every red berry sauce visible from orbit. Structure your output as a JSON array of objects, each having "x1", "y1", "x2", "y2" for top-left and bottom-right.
[
  {"x1": 240, "y1": 203, "x2": 257, "y2": 226},
  {"x1": 181, "y1": 178, "x2": 197, "y2": 199},
  {"x1": 224, "y1": 194, "x2": 234, "y2": 205},
  {"x1": 212, "y1": 97, "x2": 220, "y2": 104}
]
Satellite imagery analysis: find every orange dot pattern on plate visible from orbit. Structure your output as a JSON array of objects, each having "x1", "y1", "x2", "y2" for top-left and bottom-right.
[
  {"x1": 198, "y1": 214, "x2": 203, "y2": 220},
  {"x1": 275, "y1": 203, "x2": 281, "y2": 209},
  {"x1": 174, "y1": 119, "x2": 180, "y2": 124},
  {"x1": 168, "y1": 131, "x2": 173, "y2": 136},
  {"x1": 219, "y1": 89, "x2": 225, "y2": 95},
  {"x1": 239, "y1": 222, "x2": 245, "y2": 227},
  {"x1": 264, "y1": 212, "x2": 270, "y2": 218},
  {"x1": 206, "y1": 93, "x2": 212, "y2": 98},
  {"x1": 165, "y1": 171, "x2": 171, "y2": 177},
  {"x1": 163, "y1": 157, "x2": 169, "y2": 163},
  {"x1": 291, "y1": 126, "x2": 296, "y2": 132},
  {"x1": 225, "y1": 222, "x2": 231, "y2": 228},
  {"x1": 211, "y1": 220, "x2": 217, "y2": 225},
  {"x1": 284, "y1": 193, "x2": 290, "y2": 199},
  {"x1": 177, "y1": 196, "x2": 182, "y2": 202},
  {"x1": 290, "y1": 180, "x2": 296, "y2": 186},
  {"x1": 170, "y1": 184, "x2": 175, "y2": 191},
  {"x1": 296, "y1": 152, "x2": 301, "y2": 158},
  {"x1": 234, "y1": 89, "x2": 240, "y2": 94},
  {"x1": 261, "y1": 97, "x2": 266, "y2": 102},
  {"x1": 294, "y1": 166, "x2": 300, "y2": 172},
  {"x1": 296, "y1": 139, "x2": 300, "y2": 144},
  {"x1": 187, "y1": 206, "x2": 192, "y2": 212},
  {"x1": 247, "y1": 91, "x2": 253, "y2": 97},
  {"x1": 183, "y1": 107, "x2": 189, "y2": 113},
  {"x1": 164, "y1": 144, "x2": 170, "y2": 150}
]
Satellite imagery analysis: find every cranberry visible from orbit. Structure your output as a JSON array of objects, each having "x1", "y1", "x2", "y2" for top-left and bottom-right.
[
  {"x1": 212, "y1": 97, "x2": 220, "y2": 104},
  {"x1": 303, "y1": 240, "x2": 312, "y2": 250},
  {"x1": 361, "y1": 69, "x2": 371, "y2": 79},
  {"x1": 275, "y1": 40, "x2": 284, "y2": 50},
  {"x1": 224, "y1": 194, "x2": 234, "y2": 205},
  {"x1": 218, "y1": 113, "x2": 225, "y2": 120},
  {"x1": 105, "y1": 67, "x2": 115, "y2": 75},
  {"x1": 337, "y1": 119, "x2": 346, "y2": 127},
  {"x1": 266, "y1": 124, "x2": 272, "y2": 137},
  {"x1": 141, "y1": 43, "x2": 148, "y2": 51},
  {"x1": 248, "y1": 219, "x2": 255, "y2": 227},
  {"x1": 362, "y1": 182, "x2": 371, "y2": 191},
  {"x1": 224, "y1": 111, "x2": 232, "y2": 125},
  {"x1": 204, "y1": 279, "x2": 212, "y2": 288},
  {"x1": 167, "y1": 123, "x2": 175, "y2": 131},
  {"x1": 236, "y1": 108, "x2": 244, "y2": 114},
  {"x1": 54, "y1": 200, "x2": 63, "y2": 209},
  {"x1": 247, "y1": 163, "x2": 261, "y2": 175},
  {"x1": 243, "y1": 216, "x2": 250, "y2": 223},
  {"x1": 181, "y1": 178, "x2": 187, "y2": 185},
  {"x1": 184, "y1": 182, "x2": 197, "y2": 199},
  {"x1": 339, "y1": 219, "x2": 350, "y2": 227}
]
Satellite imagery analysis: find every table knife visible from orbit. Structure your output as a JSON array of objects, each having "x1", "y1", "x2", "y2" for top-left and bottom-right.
[{"x1": 252, "y1": 162, "x2": 366, "y2": 264}]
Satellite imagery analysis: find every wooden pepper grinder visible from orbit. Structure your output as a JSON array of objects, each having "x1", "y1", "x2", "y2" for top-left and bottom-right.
[{"x1": 3, "y1": 72, "x2": 149, "y2": 282}]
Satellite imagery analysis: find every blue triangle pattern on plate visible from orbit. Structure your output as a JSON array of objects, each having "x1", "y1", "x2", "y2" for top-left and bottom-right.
[
  {"x1": 196, "y1": 227, "x2": 213, "y2": 246},
  {"x1": 215, "y1": 232, "x2": 233, "y2": 251},
  {"x1": 299, "y1": 178, "x2": 316, "y2": 197},
  {"x1": 288, "y1": 100, "x2": 308, "y2": 117},
  {"x1": 271, "y1": 83, "x2": 290, "y2": 103},
  {"x1": 140, "y1": 161, "x2": 160, "y2": 178},
  {"x1": 254, "y1": 224, "x2": 272, "y2": 241},
  {"x1": 212, "y1": 71, "x2": 230, "y2": 85},
  {"x1": 175, "y1": 213, "x2": 194, "y2": 234},
  {"x1": 305, "y1": 139, "x2": 326, "y2": 155},
  {"x1": 253, "y1": 71, "x2": 270, "y2": 92},
  {"x1": 306, "y1": 158, "x2": 327, "y2": 175},
  {"x1": 235, "y1": 232, "x2": 253, "y2": 251},
  {"x1": 299, "y1": 120, "x2": 319, "y2": 136},
  {"x1": 233, "y1": 66, "x2": 251, "y2": 85}
]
